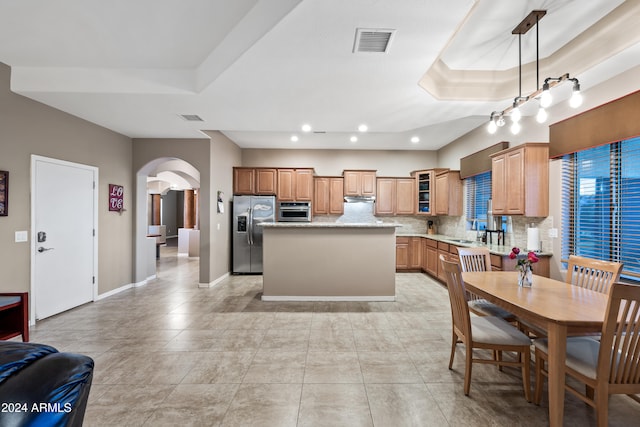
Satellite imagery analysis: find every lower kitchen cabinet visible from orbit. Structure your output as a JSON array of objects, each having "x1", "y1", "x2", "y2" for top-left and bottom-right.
[
  {"x1": 409, "y1": 237, "x2": 422, "y2": 269},
  {"x1": 420, "y1": 237, "x2": 551, "y2": 282},
  {"x1": 424, "y1": 238, "x2": 438, "y2": 276},
  {"x1": 396, "y1": 236, "x2": 422, "y2": 271},
  {"x1": 436, "y1": 241, "x2": 451, "y2": 282},
  {"x1": 396, "y1": 237, "x2": 409, "y2": 270}
]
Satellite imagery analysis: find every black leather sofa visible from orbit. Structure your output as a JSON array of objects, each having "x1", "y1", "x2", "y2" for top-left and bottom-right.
[{"x1": 0, "y1": 342, "x2": 94, "y2": 427}]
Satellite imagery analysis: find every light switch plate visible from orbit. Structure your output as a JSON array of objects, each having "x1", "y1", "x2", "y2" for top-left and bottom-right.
[
  {"x1": 15, "y1": 230, "x2": 28, "y2": 242},
  {"x1": 548, "y1": 228, "x2": 558, "y2": 238}
]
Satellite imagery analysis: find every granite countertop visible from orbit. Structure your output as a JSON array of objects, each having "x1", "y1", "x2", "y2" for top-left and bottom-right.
[
  {"x1": 396, "y1": 232, "x2": 552, "y2": 257},
  {"x1": 259, "y1": 222, "x2": 402, "y2": 229}
]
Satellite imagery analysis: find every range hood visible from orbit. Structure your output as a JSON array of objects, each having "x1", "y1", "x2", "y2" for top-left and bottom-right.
[{"x1": 344, "y1": 196, "x2": 376, "y2": 203}]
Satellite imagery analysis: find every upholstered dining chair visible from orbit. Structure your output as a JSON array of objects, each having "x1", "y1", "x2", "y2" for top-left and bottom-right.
[
  {"x1": 457, "y1": 247, "x2": 516, "y2": 322},
  {"x1": 566, "y1": 255, "x2": 623, "y2": 293},
  {"x1": 533, "y1": 282, "x2": 640, "y2": 427},
  {"x1": 440, "y1": 255, "x2": 532, "y2": 400}
]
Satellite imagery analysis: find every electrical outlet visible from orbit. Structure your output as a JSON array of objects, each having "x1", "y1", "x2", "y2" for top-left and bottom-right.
[{"x1": 548, "y1": 228, "x2": 558, "y2": 238}]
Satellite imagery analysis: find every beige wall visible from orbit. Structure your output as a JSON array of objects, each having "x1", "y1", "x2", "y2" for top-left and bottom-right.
[
  {"x1": 206, "y1": 131, "x2": 243, "y2": 282},
  {"x1": 132, "y1": 133, "x2": 241, "y2": 285},
  {"x1": 132, "y1": 138, "x2": 212, "y2": 283},
  {"x1": 0, "y1": 62, "x2": 133, "y2": 296},
  {"x1": 241, "y1": 149, "x2": 438, "y2": 176}
]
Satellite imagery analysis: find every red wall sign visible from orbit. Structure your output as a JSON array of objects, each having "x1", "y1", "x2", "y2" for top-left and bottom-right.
[{"x1": 109, "y1": 184, "x2": 124, "y2": 212}]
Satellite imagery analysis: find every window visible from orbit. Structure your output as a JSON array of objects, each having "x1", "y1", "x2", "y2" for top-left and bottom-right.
[
  {"x1": 465, "y1": 171, "x2": 491, "y2": 229},
  {"x1": 562, "y1": 136, "x2": 640, "y2": 280}
]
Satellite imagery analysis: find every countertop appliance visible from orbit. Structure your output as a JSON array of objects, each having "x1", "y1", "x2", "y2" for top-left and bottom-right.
[
  {"x1": 277, "y1": 201, "x2": 311, "y2": 222},
  {"x1": 485, "y1": 199, "x2": 504, "y2": 245},
  {"x1": 233, "y1": 195, "x2": 275, "y2": 273}
]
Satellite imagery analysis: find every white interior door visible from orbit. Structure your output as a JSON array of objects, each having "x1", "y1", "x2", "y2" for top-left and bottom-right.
[{"x1": 31, "y1": 156, "x2": 97, "y2": 321}]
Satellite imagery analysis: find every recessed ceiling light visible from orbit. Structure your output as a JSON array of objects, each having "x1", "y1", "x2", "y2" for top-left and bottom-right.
[
  {"x1": 410, "y1": 136, "x2": 420, "y2": 144},
  {"x1": 358, "y1": 124, "x2": 368, "y2": 132},
  {"x1": 290, "y1": 135, "x2": 299, "y2": 142},
  {"x1": 350, "y1": 136, "x2": 358, "y2": 143},
  {"x1": 301, "y1": 124, "x2": 312, "y2": 132}
]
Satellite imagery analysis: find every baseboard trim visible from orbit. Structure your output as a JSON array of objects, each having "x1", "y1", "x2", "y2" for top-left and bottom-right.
[
  {"x1": 96, "y1": 282, "x2": 133, "y2": 300},
  {"x1": 260, "y1": 295, "x2": 396, "y2": 302},
  {"x1": 198, "y1": 272, "x2": 230, "y2": 289}
]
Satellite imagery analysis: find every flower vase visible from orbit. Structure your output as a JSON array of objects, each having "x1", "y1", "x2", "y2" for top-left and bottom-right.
[{"x1": 518, "y1": 265, "x2": 533, "y2": 288}]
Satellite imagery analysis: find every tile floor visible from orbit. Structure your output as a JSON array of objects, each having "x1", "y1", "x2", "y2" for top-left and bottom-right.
[{"x1": 29, "y1": 244, "x2": 640, "y2": 426}]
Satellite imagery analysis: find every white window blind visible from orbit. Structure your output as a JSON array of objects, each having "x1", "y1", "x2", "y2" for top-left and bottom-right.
[
  {"x1": 562, "y1": 136, "x2": 640, "y2": 280},
  {"x1": 465, "y1": 171, "x2": 491, "y2": 228}
]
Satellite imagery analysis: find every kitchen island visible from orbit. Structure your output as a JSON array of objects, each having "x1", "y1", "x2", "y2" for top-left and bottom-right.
[{"x1": 260, "y1": 222, "x2": 400, "y2": 301}]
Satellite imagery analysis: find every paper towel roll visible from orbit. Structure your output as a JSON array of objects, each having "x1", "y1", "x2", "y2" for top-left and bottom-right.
[{"x1": 527, "y1": 227, "x2": 540, "y2": 252}]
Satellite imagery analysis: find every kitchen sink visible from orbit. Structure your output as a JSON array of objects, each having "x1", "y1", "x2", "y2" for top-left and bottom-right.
[{"x1": 448, "y1": 239, "x2": 474, "y2": 244}]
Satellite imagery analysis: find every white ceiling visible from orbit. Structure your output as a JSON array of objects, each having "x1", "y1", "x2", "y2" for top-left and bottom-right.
[{"x1": 1, "y1": 0, "x2": 638, "y2": 150}]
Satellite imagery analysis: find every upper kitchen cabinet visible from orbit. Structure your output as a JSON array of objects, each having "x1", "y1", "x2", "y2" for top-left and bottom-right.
[
  {"x1": 277, "y1": 168, "x2": 314, "y2": 201},
  {"x1": 343, "y1": 170, "x2": 376, "y2": 197},
  {"x1": 313, "y1": 177, "x2": 344, "y2": 215},
  {"x1": 434, "y1": 170, "x2": 463, "y2": 216},
  {"x1": 375, "y1": 178, "x2": 415, "y2": 215},
  {"x1": 413, "y1": 169, "x2": 462, "y2": 216},
  {"x1": 414, "y1": 170, "x2": 435, "y2": 215},
  {"x1": 490, "y1": 143, "x2": 549, "y2": 216},
  {"x1": 233, "y1": 167, "x2": 277, "y2": 195}
]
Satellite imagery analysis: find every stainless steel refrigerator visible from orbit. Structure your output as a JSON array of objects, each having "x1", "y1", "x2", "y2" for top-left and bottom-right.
[{"x1": 232, "y1": 195, "x2": 275, "y2": 273}]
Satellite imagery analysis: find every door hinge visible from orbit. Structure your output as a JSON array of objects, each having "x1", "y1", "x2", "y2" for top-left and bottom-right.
[
  {"x1": 93, "y1": 229, "x2": 95, "y2": 237},
  {"x1": 92, "y1": 276, "x2": 95, "y2": 284},
  {"x1": 93, "y1": 181, "x2": 96, "y2": 189}
]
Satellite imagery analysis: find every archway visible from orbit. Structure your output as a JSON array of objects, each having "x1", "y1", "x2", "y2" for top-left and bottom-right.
[{"x1": 135, "y1": 157, "x2": 201, "y2": 285}]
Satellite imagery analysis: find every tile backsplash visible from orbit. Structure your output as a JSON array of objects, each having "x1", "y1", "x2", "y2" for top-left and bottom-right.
[
  {"x1": 313, "y1": 204, "x2": 553, "y2": 252},
  {"x1": 437, "y1": 215, "x2": 553, "y2": 251}
]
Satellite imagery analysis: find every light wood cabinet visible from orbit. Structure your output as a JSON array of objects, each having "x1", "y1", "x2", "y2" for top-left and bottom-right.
[
  {"x1": 409, "y1": 237, "x2": 422, "y2": 269},
  {"x1": 396, "y1": 179, "x2": 416, "y2": 215},
  {"x1": 375, "y1": 178, "x2": 415, "y2": 215},
  {"x1": 233, "y1": 167, "x2": 277, "y2": 195},
  {"x1": 256, "y1": 169, "x2": 278, "y2": 194},
  {"x1": 343, "y1": 170, "x2": 376, "y2": 197},
  {"x1": 420, "y1": 236, "x2": 551, "y2": 281},
  {"x1": 313, "y1": 177, "x2": 344, "y2": 215},
  {"x1": 234, "y1": 168, "x2": 255, "y2": 194},
  {"x1": 434, "y1": 170, "x2": 463, "y2": 216},
  {"x1": 413, "y1": 169, "x2": 461, "y2": 216},
  {"x1": 396, "y1": 236, "x2": 422, "y2": 271},
  {"x1": 436, "y1": 241, "x2": 450, "y2": 282},
  {"x1": 277, "y1": 168, "x2": 314, "y2": 201},
  {"x1": 396, "y1": 237, "x2": 410, "y2": 270},
  {"x1": 490, "y1": 143, "x2": 549, "y2": 216},
  {"x1": 375, "y1": 178, "x2": 395, "y2": 215},
  {"x1": 414, "y1": 170, "x2": 434, "y2": 215},
  {"x1": 425, "y1": 239, "x2": 438, "y2": 276}
]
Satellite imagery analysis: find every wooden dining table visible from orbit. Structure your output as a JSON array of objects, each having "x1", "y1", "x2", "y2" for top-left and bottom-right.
[{"x1": 461, "y1": 271, "x2": 609, "y2": 427}]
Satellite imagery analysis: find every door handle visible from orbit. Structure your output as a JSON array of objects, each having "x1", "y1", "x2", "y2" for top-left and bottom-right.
[
  {"x1": 37, "y1": 247, "x2": 54, "y2": 253},
  {"x1": 248, "y1": 208, "x2": 253, "y2": 246}
]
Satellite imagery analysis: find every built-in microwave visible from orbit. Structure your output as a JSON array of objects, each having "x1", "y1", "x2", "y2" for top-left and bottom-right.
[{"x1": 277, "y1": 201, "x2": 311, "y2": 222}]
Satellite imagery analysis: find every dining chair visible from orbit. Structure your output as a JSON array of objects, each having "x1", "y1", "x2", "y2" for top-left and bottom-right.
[
  {"x1": 440, "y1": 255, "x2": 532, "y2": 400},
  {"x1": 522, "y1": 255, "x2": 623, "y2": 339},
  {"x1": 566, "y1": 255, "x2": 622, "y2": 293},
  {"x1": 533, "y1": 281, "x2": 640, "y2": 427},
  {"x1": 457, "y1": 247, "x2": 516, "y2": 322}
]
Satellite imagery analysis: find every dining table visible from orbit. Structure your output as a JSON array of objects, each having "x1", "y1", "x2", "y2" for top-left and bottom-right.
[{"x1": 461, "y1": 271, "x2": 609, "y2": 427}]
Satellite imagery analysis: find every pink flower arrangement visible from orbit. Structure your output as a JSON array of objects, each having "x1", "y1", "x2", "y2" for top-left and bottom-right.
[{"x1": 509, "y1": 247, "x2": 539, "y2": 270}]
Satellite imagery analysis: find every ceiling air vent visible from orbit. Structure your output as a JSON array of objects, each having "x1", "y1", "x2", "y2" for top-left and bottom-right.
[
  {"x1": 179, "y1": 114, "x2": 204, "y2": 122},
  {"x1": 353, "y1": 28, "x2": 396, "y2": 53}
]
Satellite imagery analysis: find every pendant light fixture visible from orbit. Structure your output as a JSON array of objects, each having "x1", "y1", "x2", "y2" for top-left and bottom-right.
[{"x1": 486, "y1": 10, "x2": 583, "y2": 134}]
